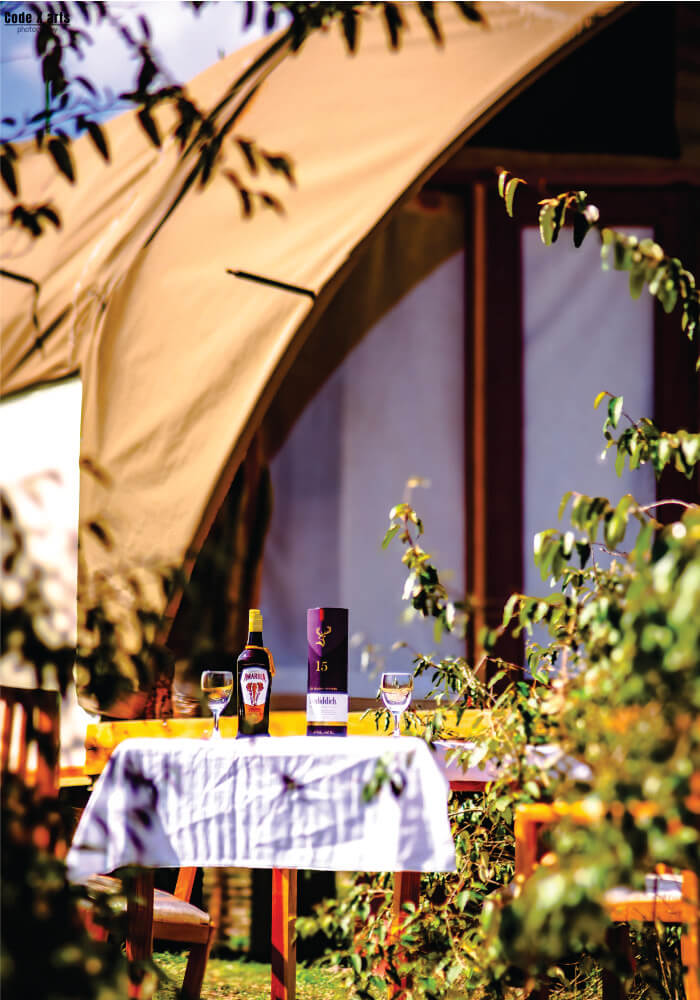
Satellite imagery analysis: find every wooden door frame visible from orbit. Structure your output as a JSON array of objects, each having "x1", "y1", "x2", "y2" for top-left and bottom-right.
[{"x1": 455, "y1": 175, "x2": 699, "y2": 679}]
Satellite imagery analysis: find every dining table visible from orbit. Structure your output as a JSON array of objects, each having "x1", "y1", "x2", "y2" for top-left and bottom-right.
[
  {"x1": 66, "y1": 732, "x2": 588, "y2": 999},
  {"x1": 67, "y1": 734, "x2": 463, "y2": 1000}
]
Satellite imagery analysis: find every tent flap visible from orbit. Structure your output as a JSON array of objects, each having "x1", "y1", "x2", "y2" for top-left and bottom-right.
[{"x1": 1, "y1": 2, "x2": 621, "y2": 584}]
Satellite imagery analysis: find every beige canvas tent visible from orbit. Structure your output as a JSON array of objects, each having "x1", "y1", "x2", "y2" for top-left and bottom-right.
[{"x1": 2, "y1": 2, "x2": 632, "y2": 713}]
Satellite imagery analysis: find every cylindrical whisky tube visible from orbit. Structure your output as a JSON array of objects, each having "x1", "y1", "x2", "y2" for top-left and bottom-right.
[{"x1": 306, "y1": 607, "x2": 348, "y2": 736}]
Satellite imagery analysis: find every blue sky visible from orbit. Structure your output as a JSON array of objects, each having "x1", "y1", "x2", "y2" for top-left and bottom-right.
[{"x1": 0, "y1": 1, "x2": 280, "y2": 132}]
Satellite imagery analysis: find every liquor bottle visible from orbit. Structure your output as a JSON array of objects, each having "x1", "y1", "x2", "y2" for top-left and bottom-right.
[
  {"x1": 236, "y1": 609, "x2": 274, "y2": 737},
  {"x1": 306, "y1": 607, "x2": 348, "y2": 736}
]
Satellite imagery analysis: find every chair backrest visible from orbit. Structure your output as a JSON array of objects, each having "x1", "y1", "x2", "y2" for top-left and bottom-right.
[{"x1": 0, "y1": 686, "x2": 60, "y2": 797}]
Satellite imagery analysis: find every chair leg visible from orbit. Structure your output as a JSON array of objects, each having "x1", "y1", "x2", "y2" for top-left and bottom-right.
[
  {"x1": 681, "y1": 921, "x2": 699, "y2": 1000},
  {"x1": 602, "y1": 925, "x2": 633, "y2": 1000},
  {"x1": 181, "y1": 925, "x2": 216, "y2": 1000}
]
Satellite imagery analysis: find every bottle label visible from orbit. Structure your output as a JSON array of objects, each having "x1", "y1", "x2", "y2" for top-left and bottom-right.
[
  {"x1": 240, "y1": 667, "x2": 269, "y2": 724},
  {"x1": 306, "y1": 692, "x2": 348, "y2": 724}
]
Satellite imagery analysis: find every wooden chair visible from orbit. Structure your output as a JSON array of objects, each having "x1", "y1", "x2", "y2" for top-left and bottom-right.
[
  {"x1": 1, "y1": 685, "x2": 61, "y2": 797},
  {"x1": 514, "y1": 801, "x2": 699, "y2": 1000},
  {"x1": 83, "y1": 867, "x2": 215, "y2": 1000},
  {"x1": 80, "y1": 721, "x2": 216, "y2": 1000}
]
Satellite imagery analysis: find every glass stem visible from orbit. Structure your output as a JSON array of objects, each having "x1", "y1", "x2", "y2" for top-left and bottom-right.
[
  {"x1": 393, "y1": 712, "x2": 401, "y2": 737},
  {"x1": 213, "y1": 710, "x2": 221, "y2": 737}
]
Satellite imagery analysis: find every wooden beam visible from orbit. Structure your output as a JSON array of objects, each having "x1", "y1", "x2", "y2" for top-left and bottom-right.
[
  {"x1": 465, "y1": 183, "x2": 488, "y2": 671},
  {"x1": 464, "y1": 185, "x2": 524, "y2": 679},
  {"x1": 430, "y1": 149, "x2": 700, "y2": 190}
]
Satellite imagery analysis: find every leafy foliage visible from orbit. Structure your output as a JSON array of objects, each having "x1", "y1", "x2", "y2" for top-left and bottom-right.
[
  {"x1": 497, "y1": 171, "x2": 700, "y2": 364},
  {"x1": 301, "y1": 405, "x2": 699, "y2": 996},
  {"x1": 1, "y1": 775, "x2": 129, "y2": 1000},
  {"x1": 299, "y1": 176, "x2": 699, "y2": 996},
  {"x1": 2, "y1": 488, "x2": 75, "y2": 695},
  {"x1": 1, "y1": 492, "x2": 135, "y2": 998}
]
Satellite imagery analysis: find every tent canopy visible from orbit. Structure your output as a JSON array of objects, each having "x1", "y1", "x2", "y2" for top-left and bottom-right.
[{"x1": 1, "y1": 1, "x2": 620, "y2": 588}]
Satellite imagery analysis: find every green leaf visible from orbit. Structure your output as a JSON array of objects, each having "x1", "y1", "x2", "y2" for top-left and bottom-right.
[
  {"x1": 576, "y1": 540, "x2": 591, "y2": 568},
  {"x1": 237, "y1": 138, "x2": 258, "y2": 174},
  {"x1": 633, "y1": 520, "x2": 654, "y2": 562},
  {"x1": 615, "y1": 447, "x2": 626, "y2": 477},
  {"x1": 0, "y1": 154, "x2": 18, "y2": 196},
  {"x1": 417, "y1": 2, "x2": 443, "y2": 44},
  {"x1": 382, "y1": 2, "x2": 404, "y2": 48},
  {"x1": 381, "y1": 524, "x2": 400, "y2": 549},
  {"x1": 539, "y1": 201, "x2": 556, "y2": 246},
  {"x1": 558, "y1": 490, "x2": 573, "y2": 520},
  {"x1": 571, "y1": 494, "x2": 591, "y2": 530},
  {"x1": 502, "y1": 592, "x2": 519, "y2": 627},
  {"x1": 341, "y1": 8, "x2": 358, "y2": 51},
  {"x1": 47, "y1": 138, "x2": 75, "y2": 182},
  {"x1": 573, "y1": 210, "x2": 589, "y2": 248},
  {"x1": 137, "y1": 107, "x2": 161, "y2": 148},
  {"x1": 504, "y1": 176, "x2": 523, "y2": 218},
  {"x1": 657, "y1": 437, "x2": 671, "y2": 470},
  {"x1": 35, "y1": 205, "x2": 60, "y2": 229},
  {"x1": 605, "y1": 511, "x2": 626, "y2": 549},
  {"x1": 630, "y1": 438, "x2": 643, "y2": 470},
  {"x1": 629, "y1": 265, "x2": 645, "y2": 299},
  {"x1": 613, "y1": 236, "x2": 628, "y2": 270},
  {"x1": 660, "y1": 279, "x2": 678, "y2": 314},
  {"x1": 600, "y1": 228, "x2": 614, "y2": 271},
  {"x1": 86, "y1": 120, "x2": 110, "y2": 161},
  {"x1": 680, "y1": 435, "x2": 700, "y2": 470},
  {"x1": 608, "y1": 395, "x2": 623, "y2": 430},
  {"x1": 550, "y1": 195, "x2": 567, "y2": 244},
  {"x1": 562, "y1": 530, "x2": 575, "y2": 556}
]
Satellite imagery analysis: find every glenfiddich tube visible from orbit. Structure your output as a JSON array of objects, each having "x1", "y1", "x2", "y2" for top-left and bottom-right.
[{"x1": 306, "y1": 608, "x2": 348, "y2": 736}]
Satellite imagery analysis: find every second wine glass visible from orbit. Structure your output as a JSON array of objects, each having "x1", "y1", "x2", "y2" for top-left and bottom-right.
[
  {"x1": 380, "y1": 672, "x2": 414, "y2": 738},
  {"x1": 201, "y1": 670, "x2": 233, "y2": 739}
]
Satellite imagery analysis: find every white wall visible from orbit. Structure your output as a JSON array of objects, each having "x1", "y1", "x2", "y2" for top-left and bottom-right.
[
  {"x1": 522, "y1": 226, "x2": 656, "y2": 606},
  {"x1": 0, "y1": 377, "x2": 95, "y2": 763},
  {"x1": 262, "y1": 252, "x2": 466, "y2": 697}
]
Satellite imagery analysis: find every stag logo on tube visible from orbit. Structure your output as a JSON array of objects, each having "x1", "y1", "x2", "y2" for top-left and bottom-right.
[{"x1": 315, "y1": 625, "x2": 332, "y2": 648}]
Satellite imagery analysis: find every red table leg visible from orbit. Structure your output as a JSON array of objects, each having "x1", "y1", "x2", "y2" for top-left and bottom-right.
[
  {"x1": 390, "y1": 871, "x2": 421, "y2": 998},
  {"x1": 271, "y1": 867, "x2": 297, "y2": 1000},
  {"x1": 392, "y1": 871, "x2": 421, "y2": 928}
]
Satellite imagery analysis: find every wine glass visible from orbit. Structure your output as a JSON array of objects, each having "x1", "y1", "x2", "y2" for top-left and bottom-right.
[
  {"x1": 201, "y1": 670, "x2": 233, "y2": 739},
  {"x1": 380, "y1": 672, "x2": 414, "y2": 738}
]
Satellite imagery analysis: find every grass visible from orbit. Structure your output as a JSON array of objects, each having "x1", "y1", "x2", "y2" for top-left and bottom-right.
[
  {"x1": 153, "y1": 951, "x2": 349, "y2": 1000},
  {"x1": 153, "y1": 934, "x2": 676, "y2": 1000},
  {"x1": 151, "y1": 952, "x2": 630, "y2": 1000}
]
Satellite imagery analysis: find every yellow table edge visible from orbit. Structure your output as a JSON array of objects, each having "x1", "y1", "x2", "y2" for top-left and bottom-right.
[{"x1": 84, "y1": 710, "x2": 488, "y2": 775}]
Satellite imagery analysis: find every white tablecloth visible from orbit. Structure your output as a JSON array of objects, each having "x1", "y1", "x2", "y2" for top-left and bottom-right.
[
  {"x1": 66, "y1": 736, "x2": 457, "y2": 881},
  {"x1": 433, "y1": 741, "x2": 592, "y2": 785}
]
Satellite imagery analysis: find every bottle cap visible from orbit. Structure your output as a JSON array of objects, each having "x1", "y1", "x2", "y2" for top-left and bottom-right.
[{"x1": 249, "y1": 609, "x2": 263, "y2": 632}]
